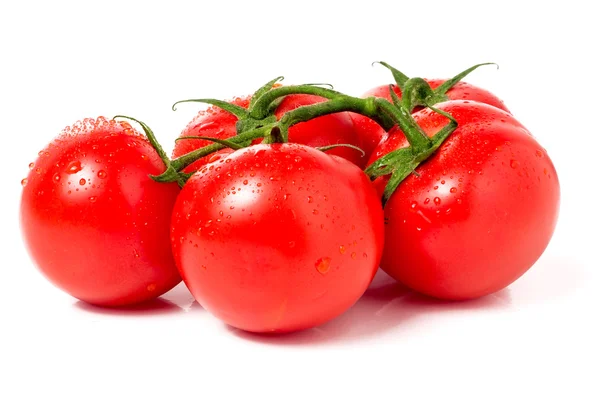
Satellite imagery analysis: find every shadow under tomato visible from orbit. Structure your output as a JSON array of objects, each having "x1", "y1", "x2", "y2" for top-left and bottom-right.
[
  {"x1": 228, "y1": 269, "x2": 513, "y2": 346},
  {"x1": 161, "y1": 281, "x2": 199, "y2": 312},
  {"x1": 74, "y1": 297, "x2": 184, "y2": 317}
]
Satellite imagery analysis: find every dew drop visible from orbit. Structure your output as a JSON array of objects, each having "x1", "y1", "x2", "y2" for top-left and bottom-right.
[
  {"x1": 312, "y1": 209, "x2": 319, "y2": 215},
  {"x1": 535, "y1": 150, "x2": 543, "y2": 158},
  {"x1": 66, "y1": 161, "x2": 82, "y2": 174},
  {"x1": 97, "y1": 170, "x2": 107, "y2": 179},
  {"x1": 339, "y1": 245, "x2": 346, "y2": 254},
  {"x1": 243, "y1": 180, "x2": 248, "y2": 185},
  {"x1": 21, "y1": 178, "x2": 28, "y2": 187},
  {"x1": 424, "y1": 198, "x2": 430, "y2": 204},
  {"x1": 89, "y1": 196, "x2": 97, "y2": 203},
  {"x1": 315, "y1": 257, "x2": 332, "y2": 275},
  {"x1": 53, "y1": 174, "x2": 61, "y2": 183},
  {"x1": 28, "y1": 162, "x2": 35, "y2": 170},
  {"x1": 450, "y1": 187, "x2": 457, "y2": 194},
  {"x1": 510, "y1": 159, "x2": 520, "y2": 169},
  {"x1": 434, "y1": 197, "x2": 441, "y2": 205},
  {"x1": 79, "y1": 178, "x2": 86, "y2": 186},
  {"x1": 307, "y1": 196, "x2": 313, "y2": 203},
  {"x1": 410, "y1": 201, "x2": 418, "y2": 209}
]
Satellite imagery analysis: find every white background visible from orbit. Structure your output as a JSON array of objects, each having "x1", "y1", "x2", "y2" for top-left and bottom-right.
[{"x1": 1, "y1": 1, "x2": 598, "y2": 399}]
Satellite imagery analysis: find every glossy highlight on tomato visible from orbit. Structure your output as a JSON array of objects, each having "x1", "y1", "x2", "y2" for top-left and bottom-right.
[
  {"x1": 171, "y1": 143, "x2": 384, "y2": 332},
  {"x1": 370, "y1": 101, "x2": 560, "y2": 300},
  {"x1": 20, "y1": 117, "x2": 182, "y2": 306}
]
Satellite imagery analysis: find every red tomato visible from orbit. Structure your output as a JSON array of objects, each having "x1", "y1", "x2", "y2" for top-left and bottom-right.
[
  {"x1": 370, "y1": 101, "x2": 560, "y2": 300},
  {"x1": 171, "y1": 144, "x2": 384, "y2": 332},
  {"x1": 172, "y1": 94, "x2": 365, "y2": 172},
  {"x1": 352, "y1": 80, "x2": 510, "y2": 159},
  {"x1": 20, "y1": 117, "x2": 182, "y2": 306}
]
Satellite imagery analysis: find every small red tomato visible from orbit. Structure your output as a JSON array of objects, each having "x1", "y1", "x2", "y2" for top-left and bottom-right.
[
  {"x1": 20, "y1": 117, "x2": 181, "y2": 306},
  {"x1": 171, "y1": 144, "x2": 384, "y2": 333},
  {"x1": 351, "y1": 80, "x2": 510, "y2": 159},
  {"x1": 172, "y1": 93, "x2": 365, "y2": 172},
  {"x1": 370, "y1": 101, "x2": 560, "y2": 300}
]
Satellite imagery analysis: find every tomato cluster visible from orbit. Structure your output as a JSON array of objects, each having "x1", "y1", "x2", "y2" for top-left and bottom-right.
[{"x1": 20, "y1": 63, "x2": 560, "y2": 333}]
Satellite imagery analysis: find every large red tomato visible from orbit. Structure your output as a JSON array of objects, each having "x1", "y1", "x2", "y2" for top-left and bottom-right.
[
  {"x1": 352, "y1": 80, "x2": 510, "y2": 159},
  {"x1": 171, "y1": 144, "x2": 384, "y2": 332},
  {"x1": 20, "y1": 117, "x2": 181, "y2": 306},
  {"x1": 369, "y1": 101, "x2": 560, "y2": 300},
  {"x1": 172, "y1": 94, "x2": 365, "y2": 172}
]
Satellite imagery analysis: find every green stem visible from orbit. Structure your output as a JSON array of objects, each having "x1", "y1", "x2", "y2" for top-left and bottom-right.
[
  {"x1": 249, "y1": 85, "x2": 345, "y2": 119},
  {"x1": 166, "y1": 123, "x2": 277, "y2": 174},
  {"x1": 113, "y1": 115, "x2": 186, "y2": 187},
  {"x1": 374, "y1": 99, "x2": 431, "y2": 151}
]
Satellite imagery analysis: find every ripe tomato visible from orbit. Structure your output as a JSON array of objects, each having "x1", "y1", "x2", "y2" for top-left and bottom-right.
[
  {"x1": 370, "y1": 101, "x2": 560, "y2": 300},
  {"x1": 352, "y1": 80, "x2": 510, "y2": 159},
  {"x1": 20, "y1": 117, "x2": 182, "y2": 306},
  {"x1": 172, "y1": 93, "x2": 365, "y2": 172},
  {"x1": 171, "y1": 144, "x2": 384, "y2": 332}
]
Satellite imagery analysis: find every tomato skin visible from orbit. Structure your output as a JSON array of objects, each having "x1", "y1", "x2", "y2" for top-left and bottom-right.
[
  {"x1": 172, "y1": 94, "x2": 365, "y2": 172},
  {"x1": 351, "y1": 80, "x2": 510, "y2": 159},
  {"x1": 20, "y1": 117, "x2": 182, "y2": 306},
  {"x1": 171, "y1": 144, "x2": 384, "y2": 332},
  {"x1": 371, "y1": 101, "x2": 559, "y2": 300}
]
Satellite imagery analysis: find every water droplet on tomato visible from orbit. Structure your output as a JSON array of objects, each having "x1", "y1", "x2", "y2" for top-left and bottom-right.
[
  {"x1": 315, "y1": 257, "x2": 331, "y2": 275},
  {"x1": 307, "y1": 196, "x2": 313, "y2": 203},
  {"x1": 312, "y1": 209, "x2": 319, "y2": 215},
  {"x1": 434, "y1": 197, "x2": 441, "y2": 205},
  {"x1": 351, "y1": 252, "x2": 357, "y2": 259},
  {"x1": 97, "y1": 170, "x2": 107, "y2": 179},
  {"x1": 21, "y1": 178, "x2": 28, "y2": 187},
  {"x1": 450, "y1": 187, "x2": 457, "y2": 194},
  {"x1": 79, "y1": 178, "x2": 86, "y2": 186},
  {"x1": 535, "y1": 150, "x2": 543, "y2": 158},
  {"x1": 66, "y1": 161, "x2": 82, "y2": 174},
  {"x1": 28, "y1": 162, "x2": 35, "y2": 170},
  {"x1": 410, "y1": 201, "x2": 418, "y2": 209},
  {"x1": 339, "y1": 245, "x2": 346, "y2": 254},
  {"x1": 89, "y1": 196, "x2": 97, "y2": 203},
  {"x1": 424, "y1": 198, "x2": 430, "y2": 204},
  {"x1": 510, "y1": 159, "x2": 520, "y2": 169}
]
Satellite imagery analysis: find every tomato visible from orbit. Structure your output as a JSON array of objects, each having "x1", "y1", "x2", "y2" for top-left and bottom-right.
[
  {"x1": 171, "y1": 144, "x2": 384, "y2": 332},
  {"x1": 172, "y1": 93, "x2": 365, "y2": 172},
  {"x1": 351, "y1": 80, "x2": 510, "y2": 159},
  {"x1": 20, "y1": 117, "x2": 182, "y2": 306},
  {"x1": 369, "y1": 101, "x2": 560, "y2": 300}
]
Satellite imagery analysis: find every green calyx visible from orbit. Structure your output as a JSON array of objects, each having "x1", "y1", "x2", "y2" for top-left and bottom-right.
[
  {"x1": 375, "y1": 61, "x2": 498, "y2": 111},
  {"x1": 364, "y1": 104, "x2": 457, "y2": 204}
]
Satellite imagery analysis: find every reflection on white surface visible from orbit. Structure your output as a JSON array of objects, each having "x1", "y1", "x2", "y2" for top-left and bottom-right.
[{"x1": 227, "y1": 269, "x2": 514, "y2": 345}]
